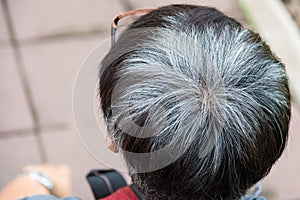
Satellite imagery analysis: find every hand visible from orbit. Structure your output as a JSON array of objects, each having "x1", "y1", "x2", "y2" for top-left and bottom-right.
[{"x1": 23, "y1": 163, "x2": 72, "y2": 197}]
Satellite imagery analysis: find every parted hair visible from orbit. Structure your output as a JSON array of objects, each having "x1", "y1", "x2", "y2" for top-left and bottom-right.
[{"x1": 99, "y1": 4, "x2": 291, "y2": 200}]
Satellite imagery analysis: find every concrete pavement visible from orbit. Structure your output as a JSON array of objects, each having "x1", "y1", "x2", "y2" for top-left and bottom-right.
[{"x1": 0, "y1": 0, "x2": 299, "y2": 199}]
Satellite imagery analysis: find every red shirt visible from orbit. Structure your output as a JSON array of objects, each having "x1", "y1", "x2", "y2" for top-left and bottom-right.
[{"x1": 99, "y1": 186, "x2": 139, "y2": 200}]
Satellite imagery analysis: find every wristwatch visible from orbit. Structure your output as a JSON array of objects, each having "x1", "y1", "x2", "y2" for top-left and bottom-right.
[{"x1": 24, "y1": 171, "x2": 54, "y2": 194}]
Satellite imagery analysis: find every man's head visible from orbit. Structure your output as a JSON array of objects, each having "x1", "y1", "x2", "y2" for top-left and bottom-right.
[{"x1": 99, "y1": 4, "x2": 290, "y2": 200}]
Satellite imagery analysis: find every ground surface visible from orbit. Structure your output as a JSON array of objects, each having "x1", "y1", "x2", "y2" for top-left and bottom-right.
[{"x1": 0, "y1": 0, "x2": 299, "y2": 199}]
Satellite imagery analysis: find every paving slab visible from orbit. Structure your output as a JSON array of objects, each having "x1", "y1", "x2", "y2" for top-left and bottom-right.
[
  {"x1": 0, "y1": 133, "x2": 41, "y2": 189},
  {"x1": 40, "y1": 128, "x2": 130, "y2": 199},
  {"x1": 7, "y1": 0, "x2": 124, "y2": 40},
  {"x1": 261, "y1": 103, "x2": 300, "y2": 200},
  {"x1": 125, "y1": 0, "x2": 246, "y2": 25},
  {"x1": 19, "y1": 35, "x2": 107, "y2": 127},
  {"x1": 0, "y1": 1, "x2": 10, "y2": 45},
  {"x1": 0, "y1": 47, "x2": 34, "y2": 133}
]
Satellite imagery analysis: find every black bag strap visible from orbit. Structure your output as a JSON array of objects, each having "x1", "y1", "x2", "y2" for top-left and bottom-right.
[
  {"x1": 129, "y1": 184, "x2": 145, "y2": 200},
  {"x1": 86, "y1": 169, "x2": 127, "y2": 199}
]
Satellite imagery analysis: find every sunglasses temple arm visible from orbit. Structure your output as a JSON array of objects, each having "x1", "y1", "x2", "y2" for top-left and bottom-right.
[
  {"x1": 111, "y1": 25, "x2": 116, "y2": 47},
  {"x1": 111, "y1": 9, "x2": 153, "y2": 47}
]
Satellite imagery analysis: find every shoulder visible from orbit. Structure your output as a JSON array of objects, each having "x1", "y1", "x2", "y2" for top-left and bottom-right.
[{"x1": 100, "y1": 186, "x2": 139, "y2": 200}]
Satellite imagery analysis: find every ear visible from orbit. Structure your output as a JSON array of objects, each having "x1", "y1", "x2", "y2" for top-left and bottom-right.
[{"x1": 107, "y1": 140, "x2": 119, "y2": 153}]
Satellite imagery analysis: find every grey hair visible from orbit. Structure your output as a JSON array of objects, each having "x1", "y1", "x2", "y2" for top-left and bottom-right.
[{"x1": 99, "y1": 5, "x2": 290, "y2": 200}]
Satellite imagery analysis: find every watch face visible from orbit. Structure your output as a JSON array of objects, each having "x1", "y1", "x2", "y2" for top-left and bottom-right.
[{"x1": 27, "y1": 171, "x2": 54, "y2": 192}]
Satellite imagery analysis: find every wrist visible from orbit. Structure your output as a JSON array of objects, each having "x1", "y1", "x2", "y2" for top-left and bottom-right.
[
  {"x1": 21, "y1": 170, "x2": 54, "y2": 195},
  {"x1": 0, "y1": 175, "x2": 50, "y2": 199},
  {"x1": 22, "y1": 164, "x2": 72, "y2": 197}
]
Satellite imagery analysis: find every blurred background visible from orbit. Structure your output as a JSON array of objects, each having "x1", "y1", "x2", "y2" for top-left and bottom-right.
[{"x1": 0, "y1": 0, "x2": 299, "y2": 199}]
